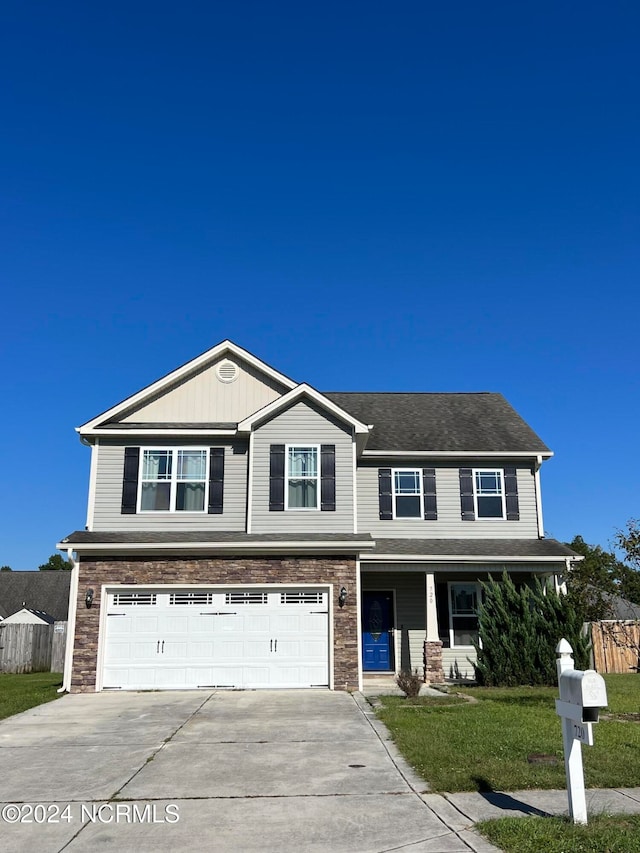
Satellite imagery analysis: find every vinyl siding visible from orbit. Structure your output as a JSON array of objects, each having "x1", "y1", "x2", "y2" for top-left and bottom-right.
[
  {"x1": 443, "y1": 649, "x2": 477, "y2": 680},
  {"x1": 91, "y1": 439, "x2": 248, "y2": 531},
  {"x1": 361, "y1": 571, "x2": 426, "y2": 673},
  {"x1": 357, "y1": 462, "x2": 539, "y2": 538},
  {"x1": 119, "y1": 357, "x2": 287, "y2": 424},
  {"x1": 250, "y1": 400, "x2": 354, "y2": 533}
]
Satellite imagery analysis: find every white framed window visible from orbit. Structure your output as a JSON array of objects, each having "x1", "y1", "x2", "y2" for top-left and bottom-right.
[
  {"x1": 392, "y1": 469, "x2": 423, "y2": 519},
  {"x1": 285, "y1": 445, "x2": 319, "y2": 510},
  {"x1": 139, "y1": 448, "x2": 208, "y2": 512},
  {"x1": 473, "y1": 469, "x2": 506, "y2": 519},
  {"x1": 448, "y1": 582, "x2": 481, "y2": 648}
]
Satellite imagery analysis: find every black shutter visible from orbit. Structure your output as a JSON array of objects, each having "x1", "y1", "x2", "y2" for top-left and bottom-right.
[
  {"x1": 320, "y1": 445, "x2": 336, "y2": 511},
  {"x1": 422, "y1": 468, "x2": 437, "y2": 520},
  {"x1": 121, "y1": 447, "x2": 140, "y2": 514},
  {"x1": 269, "y1": 444, "x2": 285, "y2": 511},
  {"x1": 378, "y1": 468, "x2": 393, "y2": 520},
  {"x1": 208, "y1": 447, "x2": 225, "y2": 514},
  {"x1": 459, "y1": 468, "x2": 475, "y2": 521},
  {"x1": 504, "y1": 466, "x2": 520, "y2": 520}
]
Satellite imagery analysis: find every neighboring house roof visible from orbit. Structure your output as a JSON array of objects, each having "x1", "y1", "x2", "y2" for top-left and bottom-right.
[
  {"x1": 367, "y1": 538, "x2": 577, "y2": 561},
  {"x1": 600, "y1": 591, "x2": 640, "y2": 621},
  {"x1": 0, "y1": 572, "x2": 71, "y2": 621},
  {"x1": 1, "y1": 607, "x2": 56, "y2": 625},
  {"x1": 324, "y1": 392, "x2": 552, "y2": 455}
]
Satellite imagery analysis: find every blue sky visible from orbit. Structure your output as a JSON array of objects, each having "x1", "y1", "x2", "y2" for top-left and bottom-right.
[{"x1": 0, "y1": 2, "x2": 638, "y2": 569}]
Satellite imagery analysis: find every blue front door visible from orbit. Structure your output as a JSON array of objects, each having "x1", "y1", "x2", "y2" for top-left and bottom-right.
[{"x1": 362, "y1": 592, "x2": 394, "y2": 671}]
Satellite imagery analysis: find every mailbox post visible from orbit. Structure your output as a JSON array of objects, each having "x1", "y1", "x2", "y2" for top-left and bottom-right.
[{"x1": 555, "y1": 638, "x2": 608, "y2": 825}]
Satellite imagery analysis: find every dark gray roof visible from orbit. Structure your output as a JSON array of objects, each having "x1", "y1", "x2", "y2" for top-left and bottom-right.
[
  {"x1": 324, "y1": 392, "x2": 550, "y2": 453},
  {"x1": 61, "y1": 531, "x2": 373, "y2": 545},
  {"x1": 60, "y1": 531, "x2": 574, "y2": 561},
  {"x1": 368, "y1": 538, "x2": 577, "y2": 559},
  {"x1": 0, "y1": 572, "x2": 71, "y2": 621},
  {"x1": 600, "y1": 591, "x2": 640, "y2": 621}
]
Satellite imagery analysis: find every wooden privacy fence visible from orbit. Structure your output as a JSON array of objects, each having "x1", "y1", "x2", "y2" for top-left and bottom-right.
[
  {"x1": 591, "y1": 621, "x2": 640, "y2": 674},
  {"x1": 0, "y1": 622, "x2": 67, "y2": 674}
]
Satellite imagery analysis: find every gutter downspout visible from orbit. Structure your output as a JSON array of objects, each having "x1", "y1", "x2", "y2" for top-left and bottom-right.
[
  {"x1": 59, "y1": 547, "x2": 79, "y2": 693},
  {"x1": 534, "y1": 454, "x2": 545, "y2": 538}
]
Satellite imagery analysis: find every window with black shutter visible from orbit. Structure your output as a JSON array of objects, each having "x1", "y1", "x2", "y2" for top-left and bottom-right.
[{"x1": 208, "y1": 447, "x2": 225, "y2": 514}]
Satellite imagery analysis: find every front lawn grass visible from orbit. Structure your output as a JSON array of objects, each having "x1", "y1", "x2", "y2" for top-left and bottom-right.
[
  {"x1": 477, "y1": 814, "x2": 640, "y2": 853},
  {"x1": 0, "y1": 672, "x2": 63, "y2": 721},
  {"x1": 376, "y1": 674, "x2": 640, "y2": 792}
]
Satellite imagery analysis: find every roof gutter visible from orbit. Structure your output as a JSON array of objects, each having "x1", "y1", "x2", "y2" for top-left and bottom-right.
[
  {"x1": 56, "y1": 539, "x2": 376, "y2": 556},
  {"x1": 364, "y1": 553, "x2": 576, "y2": 563},
  {"x1": 362, "y1": 450, "x2": 554, "y2": 459}
]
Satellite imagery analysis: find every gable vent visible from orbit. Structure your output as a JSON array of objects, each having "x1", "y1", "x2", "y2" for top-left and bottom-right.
[{"x1": 215, "y1": 359, "x2": 239, "y2": 383}]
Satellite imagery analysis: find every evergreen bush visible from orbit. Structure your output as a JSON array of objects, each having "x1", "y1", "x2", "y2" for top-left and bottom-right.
[{"x1": 473, "y1": 573, "x2": 590, "y2": 686}]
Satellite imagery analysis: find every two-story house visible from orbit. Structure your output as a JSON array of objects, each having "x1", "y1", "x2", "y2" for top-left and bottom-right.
[{"x1": 57, "y1": 340, "x2": 578, "y2": 693}]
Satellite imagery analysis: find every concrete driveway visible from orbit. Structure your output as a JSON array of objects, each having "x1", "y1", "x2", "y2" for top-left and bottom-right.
[{"x1": 0, "y1": 690, "x2": 496, "y2": 853}]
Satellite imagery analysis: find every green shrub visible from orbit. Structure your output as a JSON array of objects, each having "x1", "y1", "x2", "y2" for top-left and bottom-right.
[{"x1": 473, "y1": 573, "x2": 590, "y2": 687}]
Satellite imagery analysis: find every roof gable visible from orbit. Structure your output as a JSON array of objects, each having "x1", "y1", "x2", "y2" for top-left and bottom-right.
[
  {"x1": 79, "y1": 341, "x2": 297, "y2": 435},
  {"x1": 1, "y1": 607, "x2": 56, "y2": 625},
  {"x1": 237, "y1": 384, "x2": 370, "y2": 435}
]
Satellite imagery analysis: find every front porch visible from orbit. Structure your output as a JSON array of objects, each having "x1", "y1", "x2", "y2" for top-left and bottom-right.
[{"x1": 359, "y1": 564, "x2": 559, "y2": 685}]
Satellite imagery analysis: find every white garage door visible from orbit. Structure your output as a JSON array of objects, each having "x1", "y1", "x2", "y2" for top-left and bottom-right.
[{"x1": 102, "y1": 587, "x2": 330, "y2": 690}]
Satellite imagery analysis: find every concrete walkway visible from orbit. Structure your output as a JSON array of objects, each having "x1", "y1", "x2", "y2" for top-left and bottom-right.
[{"x1": 0, "y1": 690, "x2": 638, "y2": 853}]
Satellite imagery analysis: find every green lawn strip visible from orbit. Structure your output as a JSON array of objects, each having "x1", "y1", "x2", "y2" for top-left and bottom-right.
[
  {"x1": 0, "y1": 672, "x2": 63, "y2": 721},
  {"x1": 476, "y1": 814, "x2": 640, "y2": 853},
  {"x1": 599, "y1": 674, "x2": 640, "y2": 714},
  {"x1": 376, "y1": 675, "x2": 640, "y2": 792}
]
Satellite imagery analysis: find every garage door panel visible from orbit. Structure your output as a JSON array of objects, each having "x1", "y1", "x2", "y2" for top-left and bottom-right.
[
  {"x1": 163, "y1": 640, "x2": 188, "y2": 657},
  {"x1": 190, "y1": 641, "x2": 215, "y2": 658},
  {"x1": 133, "y1": 616, "x2": 160, "y2": 632},
  {"x1": 103, "y1": 587, "x2": 329, "y2": 690},
  {"x1": 243, "y1": 639, "x2": 269, "y2": 657},
  {"x1": 242, "y1": 615, "x2": 270, "y2": 632},
  {"x1": 270, "y1": 614, "x2": 302, "y2": 632},
  {"x1": 160, "y1": 615, "x2": 189, "y2": 633},
  {"x1": 188, "y1": 616, "x2": 219, "y2": 632},
  {"x1": 216, "y1": 615, "x2": 245, "y2": 632},
  {"x1": 106, "y1": 616, "x2": 134, "y2": 635},
  {"x1": 216, "y1": 639, "x2": 245, "y2": 658}
]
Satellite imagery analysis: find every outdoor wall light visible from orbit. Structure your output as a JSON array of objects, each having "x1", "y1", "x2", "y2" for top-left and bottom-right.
[
  {"x1": 338, "y1": 586, "x2": 347, "y2": 608},
  {"x1": 85, "y1": 588, "x2": 94, "y2": 609}
]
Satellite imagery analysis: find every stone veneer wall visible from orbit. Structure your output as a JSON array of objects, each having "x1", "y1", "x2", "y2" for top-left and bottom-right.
[
  {"x1": 423, "y1": 640, "x2": 444, "y2": 684},
  {"x1": 72, "y1": 556, "x2": 358, "y2": 693}
]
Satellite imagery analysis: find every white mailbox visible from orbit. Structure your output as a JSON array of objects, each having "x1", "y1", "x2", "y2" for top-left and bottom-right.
[
  {"x1": 555, "y1": 639, "x2": 609, "y2": 825},
  {"x1": 556, "y1": 669, "x2": 608, "y2": 724}
]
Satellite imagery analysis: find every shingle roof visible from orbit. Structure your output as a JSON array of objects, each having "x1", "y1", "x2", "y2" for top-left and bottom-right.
[
  {"x1": 59, "y1": 531, "x2": 574, "y2": 561},
  {"x1": 324, "y1": 392, "x2": 550, "y2": 453},
  {"x1": 368, "y1": 538, "x2": 577, "y2": 559},
  {"x1": 60, "y1": 531, "x2": 373, "y2": 545},
  {"x1": 601, "y1": 591, "x2": 640, "y2": 621},
  {"x1": 0, "y1": 572, "x2": 71, "y2": 621}
]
